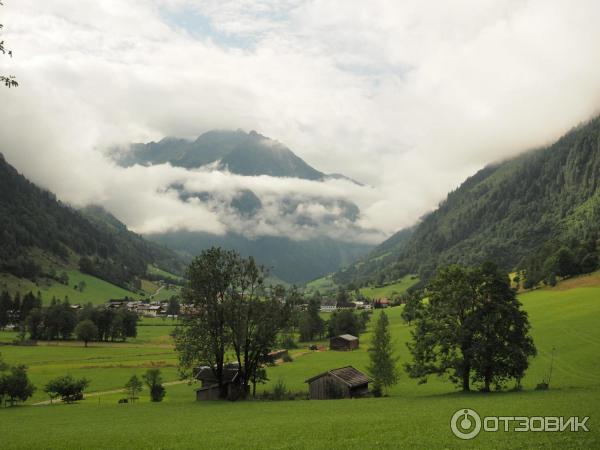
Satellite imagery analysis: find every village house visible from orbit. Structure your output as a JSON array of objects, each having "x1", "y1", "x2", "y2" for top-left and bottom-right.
[
  {"x1": 320, "y1": 298, "x2": 337, "y2": 312},
  {"x1": 329, "y1": 334, "x2": 359, "y2": 351},
  {"x1": 305, "y1": 366, "x2": 370, "y2": 400}
]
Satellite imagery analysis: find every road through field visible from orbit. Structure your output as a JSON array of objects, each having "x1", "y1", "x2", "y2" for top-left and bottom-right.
[{"x1": 32, "y1": 379, "x2": 189, "y2": 406}]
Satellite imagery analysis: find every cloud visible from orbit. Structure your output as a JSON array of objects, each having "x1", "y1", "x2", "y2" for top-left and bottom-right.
[{"x1": 1, "y1": 0, "x2": 600, "y2": 243}]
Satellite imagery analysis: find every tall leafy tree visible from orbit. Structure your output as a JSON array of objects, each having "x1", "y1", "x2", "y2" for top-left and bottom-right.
[
  {"x1": 0, "y1": 1, "x2": 18, "y2": 88},
  {"x1": 400, "y1": 290, "x2": 423, "y2": 326},
  {"x1": 224, "y1": 256, "x2": 288, "y2": 399},
  {"x1": 299, "y1": 295, "x2": 324, "y2": 341},
  {"x1": 74, "y1": 319, "x2": 98, "y2": 347},
  {"x1": 328, "y1": 309, "x2": 362, "y2": 337},
  {"x1": 1, "y1": 365, "x2": 35, "y2": 406},
  {"x1": 0, "y1": 291, "x2": 12, "y2": 329},
  {"x1": 367, "y1": 311, "x2": 399, "y2": 396},
  {"x1": 469, "y1": 263, "x2": 536, "y2": 391},
  {"x1": 406, "y1": 263, "x2": 536, "y2": 391},
  {"x1": 173, "y1": 248, "x2": 237, "y2": 398},
  {"x1": 174, "y1": 247, "x2": 288, "y2": 400}
]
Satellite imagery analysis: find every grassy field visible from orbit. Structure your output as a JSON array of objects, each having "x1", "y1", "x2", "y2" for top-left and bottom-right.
[
  {"x1": 0, "y1": 274, "x2": 599, "y2": 448},
  {"x1": 0, "y1": 270, "x2": 143, "y2": 305},
  {"x1": 305, "y1": 274, "x2": 338, "y2": 294},
  {"x1": 358, "y1": 274, "x2": 419, "y2": 299}
]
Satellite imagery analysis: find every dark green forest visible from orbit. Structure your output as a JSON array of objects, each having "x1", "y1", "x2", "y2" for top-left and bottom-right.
[
  {"x1": 0, "y1": 154, "x2": 184, "y2": 287},
  {"x1": 336, "y1": 116, "x2": 600, "y2": 287}
]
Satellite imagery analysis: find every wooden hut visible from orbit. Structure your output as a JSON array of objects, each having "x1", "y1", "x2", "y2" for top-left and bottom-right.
[
  {"x1": 195, "y1": 363, "x2": 241, "y2": 401},
  {"x1": 329, "y1": 334, "x2": 359, "y2": 351},
  {"x1": 305, "y1": 366, "x2": 370, "y2": 400}
]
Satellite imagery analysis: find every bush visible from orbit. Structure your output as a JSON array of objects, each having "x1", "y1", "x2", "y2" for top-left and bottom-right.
[
  {"x1": 44, "y1": 375, "x2": 89, "y2": 403},
  {"x1": 143, "y1": 369, "x2": 166, "y2": 402},
  {"x1": 279, "y1": 334, "x2": 297, "y2": 349},
  {"x1": 272, "y1": 379, "x2": 288, "y2": 401},
  {"x1": 282, "y1": 353, "x2": 293, "y2": 363}
]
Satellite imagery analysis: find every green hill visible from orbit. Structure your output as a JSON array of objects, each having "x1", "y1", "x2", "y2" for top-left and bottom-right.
[
  {"x1": 336, "y1": 116, "x2": 600, "y2": 286},
  {"x1": 0, "y1": 154, "x2": 185, "y2": 291}
]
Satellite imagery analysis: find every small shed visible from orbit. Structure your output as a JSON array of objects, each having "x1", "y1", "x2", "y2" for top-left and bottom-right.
[
  {"x1": 266, "y1": 349, "x2": 289, "y2": 363},
  {"x1": 305, "y1": 366, "x2": 370, "y2": 400},
  {"x1": 330, "y1": 334, "x2": 359, "y2": 351},
  {"x1": 195, "y1": 363, "x2": 241, "y2": 401}
]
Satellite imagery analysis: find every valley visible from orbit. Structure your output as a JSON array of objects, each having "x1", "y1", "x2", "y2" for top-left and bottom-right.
[{"x1": 0, "y1": 273, "x2": 598, "y2": 448}]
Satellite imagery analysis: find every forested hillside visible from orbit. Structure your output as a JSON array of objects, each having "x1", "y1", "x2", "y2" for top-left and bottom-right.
[
  {"x1": 148, "y1": 230, "x2": 371, "y2": 284},
  {"x1": 0, "y1": 154, "x2": 184, "y2": 288},
  {"x1": 336, "y1": 116, "x2": 600, "y2": 287}
]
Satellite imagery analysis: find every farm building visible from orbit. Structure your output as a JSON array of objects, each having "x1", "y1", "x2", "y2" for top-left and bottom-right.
[
  {"x1": 320, "y1": 298, "x2": 337, "y2": 312},
  {"x1": 330, "y1": 334, "x2": 359, "y2": 351},
  {"x1": 195, "y1": 363, "x2": 242, "y2": 401},
  {"x1": 305, "y1": 366, "x2": 370, "y2": 400},
  {"x1": 266, "y1": 349, "x2": 289, "y2": 363}
]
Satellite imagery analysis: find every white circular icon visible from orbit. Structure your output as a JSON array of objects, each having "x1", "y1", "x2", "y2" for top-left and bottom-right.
[{"x1": 451, "y1": 408, "x2": 482, "y2": 440}]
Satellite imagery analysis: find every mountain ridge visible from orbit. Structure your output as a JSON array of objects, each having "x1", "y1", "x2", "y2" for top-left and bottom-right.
[
  {"x1": 117, "y1": 129, "x2": 362, "y2": 184},
  {"x1": 335, "y1": 116, "x2": 600, "y2": 287}
]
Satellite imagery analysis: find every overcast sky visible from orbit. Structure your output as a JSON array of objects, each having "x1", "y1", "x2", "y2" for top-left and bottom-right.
[{"x1": 1, "y1": 0, "x2": 600, "y2": 243}]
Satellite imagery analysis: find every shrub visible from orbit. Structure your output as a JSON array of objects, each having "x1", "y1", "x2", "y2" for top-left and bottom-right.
[
  {"x1": 282, "y1": 353, "x2": 293, "y2": 363},
  {"x1": 279, "y1": 334, "x2": 297, "y2": 349},
  {"x1": 272, "y1": 379, "x2": 288, "y2": 401},
  {"x1": 44, "y1": 375, "x2": 89, "y2": 403},
  {"x1": 143, "y1": 369, "x2": 166, "y2": 402}
]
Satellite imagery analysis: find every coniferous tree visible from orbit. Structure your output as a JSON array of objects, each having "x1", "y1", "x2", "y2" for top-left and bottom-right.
[{"x1": 367, "y1": 311, "x2": 399, "y2": 396}]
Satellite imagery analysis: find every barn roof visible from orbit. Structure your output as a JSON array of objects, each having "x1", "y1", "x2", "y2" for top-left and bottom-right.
[
  {"x1": 305, "y1": 366, "x2": 370, "y2": 387},
  {"x1": 335, "y1": 334, "x2": 358, "y2": 341}
]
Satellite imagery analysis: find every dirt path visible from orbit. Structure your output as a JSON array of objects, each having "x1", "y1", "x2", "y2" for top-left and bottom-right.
[
  {"x1": 150, "y1": 285, "x2": 165, "y2": 299},
  {"x1": 32, "y1": 379, "x2": 189, "y2": 406}
]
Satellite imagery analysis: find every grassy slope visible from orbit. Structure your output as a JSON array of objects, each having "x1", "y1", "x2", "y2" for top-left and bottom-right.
[
  {"x1": 0, "y1": 270, "x2": 143, "y2": 305},
  {"x1": 305, "y1": 274, "x2": 337, "y2": 294},
  {"x1": 358, "y1": 274, "x2": 419, "y2": 299},
  {"x1": 0, "y1": 276, "x2": 599, "y2": 448}
]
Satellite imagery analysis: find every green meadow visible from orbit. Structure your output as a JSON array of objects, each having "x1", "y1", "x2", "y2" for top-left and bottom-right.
[
  {"x1": 0, "y1": 275, "x2": 599, "y2": 448},
  {"x1": 0, "y1": 270, "x2": 143, "y2": 305},
  {"x1": 358, "y1": 274, "x2": 420, "y2": 299}
]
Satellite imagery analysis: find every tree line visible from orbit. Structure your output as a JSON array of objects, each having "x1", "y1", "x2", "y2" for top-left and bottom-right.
[{"x1": 0, "y1": 290, "x2": 138, "y2": 344}]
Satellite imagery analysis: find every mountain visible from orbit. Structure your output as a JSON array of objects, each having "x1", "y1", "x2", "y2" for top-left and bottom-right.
[
  {"x1": 147, "y1": 230, "x2": 371, "y2": 284},
  {"x1": 336, "y1": 116, "x2": 600, "y2": 287},
  {"x1": 0, "y1": 154, "x2": 185, "y2": 289},
  {"x1": 119, "y1": 130, "x2": 318, "y2": 178},
  {"x1": 114, "y1": 129, "x2": 373, "y2": 283}
]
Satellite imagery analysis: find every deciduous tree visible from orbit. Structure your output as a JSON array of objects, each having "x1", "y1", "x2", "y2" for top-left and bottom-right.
[
  {"x1": 74, "y1": 319, "x2": 98, "y2": 347},
  {"x1": 124, "y1": 375, "x2": 143, "y2": 403}
]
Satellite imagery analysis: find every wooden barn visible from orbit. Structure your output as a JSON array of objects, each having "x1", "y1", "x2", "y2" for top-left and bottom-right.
[
  {"x1": 266, "y1": 349, "x2": 289, "y2": 363},
  {"x1": 330, "y1": 334, "x2": 359, "y2": 351},
  {"x1": 195, "y1": 363, "x2": 241, "y2": 401},
  {"x1": 305, "y1": 366, "x2": 370, "y2": 400}
]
